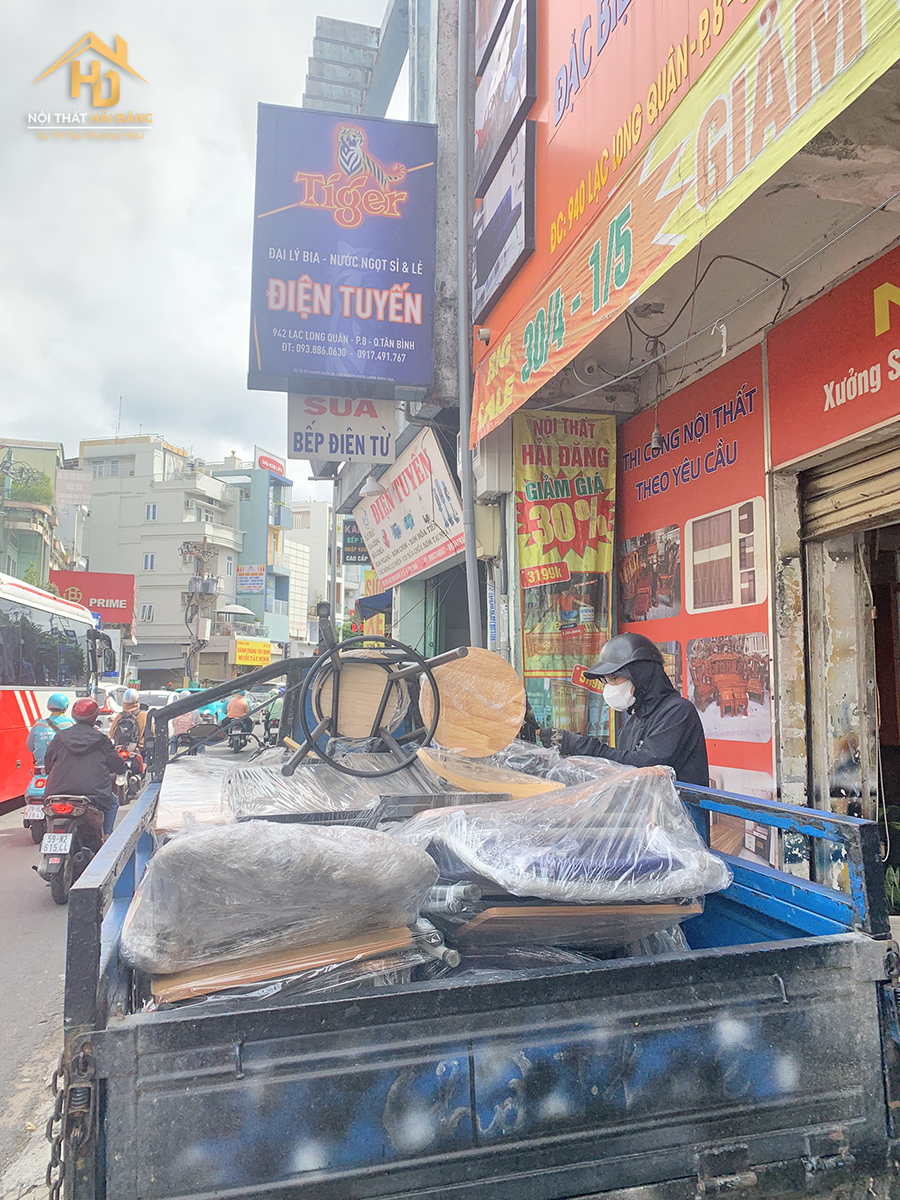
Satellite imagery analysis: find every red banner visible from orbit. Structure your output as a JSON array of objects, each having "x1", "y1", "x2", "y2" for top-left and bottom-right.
[{"x1": 49, "y1": 571, "x2": 135, "y2": 624}]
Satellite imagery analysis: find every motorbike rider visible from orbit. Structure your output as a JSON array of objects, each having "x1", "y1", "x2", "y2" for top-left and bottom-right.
[
  {"x1": 44, "y1": 697, "x2": 123, "y2": 838},
  {"x1": 26, "y1": 693, "x2": 74, "y2": 769},
  {"x1": 532, "y1": 633, "x2": 709, "y2": 786},
  {"x1": 109, "y1": 688, "x2": 147, "y2": 750},
  {"x1": 225, "y1": 690, "x2": 253, "y2": 734}
]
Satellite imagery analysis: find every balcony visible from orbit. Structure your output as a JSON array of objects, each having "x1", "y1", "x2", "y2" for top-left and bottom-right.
[
  {"x1": 266, "y1": 599, "x2": 289, "y2": 617},
  {"x1": 268, "y1": 503, "x2": 292, "y2": 529},
  {"x1": 268, "y1": 551, "x2": 289, "y2": 574},
  {"x1": 212, "y1": 619, "x2": 270, "y2": 638}
]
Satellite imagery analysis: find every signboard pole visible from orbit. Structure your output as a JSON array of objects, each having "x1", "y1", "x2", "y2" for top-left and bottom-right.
[
  {"x1": 329, "y1": 484, "x2": 339, "y2": 619},
  {"x1": 458, "y1": 0, "x2": 483, "y2": 648}
]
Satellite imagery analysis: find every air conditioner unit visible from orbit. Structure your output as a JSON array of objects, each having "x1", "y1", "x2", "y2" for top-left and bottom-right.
[{"x1": 459, "y1": 421, "x2": 513, "y2": 501}]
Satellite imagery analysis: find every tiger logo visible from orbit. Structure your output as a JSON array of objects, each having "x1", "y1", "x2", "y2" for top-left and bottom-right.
[{"x1": 336, "y1": 126, "x2": 407, "y2": 190}]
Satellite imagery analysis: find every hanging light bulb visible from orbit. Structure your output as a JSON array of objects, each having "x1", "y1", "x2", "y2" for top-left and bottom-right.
[{"x1": 650, "y1": 406, "x2": 662, "y2": 452}]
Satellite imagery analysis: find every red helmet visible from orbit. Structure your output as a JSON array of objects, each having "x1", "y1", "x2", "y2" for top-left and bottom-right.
[{"x1": 71, "y1": 698, "x2": 100, "y2": 723}]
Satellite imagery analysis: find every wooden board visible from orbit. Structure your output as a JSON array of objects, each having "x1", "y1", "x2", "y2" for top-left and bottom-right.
[
  {"x1": 152, "y1": 927, "x2": 413, "y2": 1004},
  {"x1": 316, "y1": 655, "x2": 409, "y2": 739},
  {"x1": 419, "y1": 647, "x2": 526, "y2": 757},
  {"x1": 417, "y1": 747, "x2": 563, "y2": 798},
  {"x1": 451, "y1": 903, "x2": 702, "y2": 949}
]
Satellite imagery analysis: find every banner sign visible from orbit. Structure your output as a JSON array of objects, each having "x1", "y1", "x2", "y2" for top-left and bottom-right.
[
  {"x1": 472, "y1": 0, "x2": 900, "y2": 444},
  {"x1": 342, "y1": 517, "x2": 370, "y2": 566},
  {"x1": 352, "y1": 428, "x2": 465, "y2": 589},
  {"x1": 769, "y1": 244, "x2": 900, "y2": 468},
  {"x1": 236, "y1": 564, "x2": 266, "y2": 595},
  {"x1": 616, "y1": 347, "x2": 773, "y2": 798},
  {"x1": 249, "y1": 104, "x2": 438, "y2": 394},
  {"x1": 287, "y1": 394, "x2": 396, "y2": 464},
  {"x1": 255, "y1": 445, "x2": 287, "y2": 476},
  {"x1": 514, "y1": 411, "x2": 615, "y2": 735},
  {"x1": 362, "y1": 568, "x2": 386, "y2": 636},
  {"x1": 234, "y1": 639, "x2": 272, "y2": 667},
  {"x1": 54, "y1": 469, "x2": 92, "y2": 507},
  {"x1": 49, "y1": 570, "x2": 135, "y2": 624}
]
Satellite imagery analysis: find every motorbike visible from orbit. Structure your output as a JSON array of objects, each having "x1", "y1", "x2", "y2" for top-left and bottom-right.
[
  {"x1": 226, "y1": 717, "x2": 257, "y2": 754},
  {"x1": 261, "y1": 708, "x2": 280, "y2": 746},
  {"x1": 22, "y1": 768, "x2": 49, "y2": 843},
  {"x1": 35, "y1": 791, "x2": 118, "y2": 905},
  {"x1": 115, "y1": 744, "x2": 145, "y2": 806}
]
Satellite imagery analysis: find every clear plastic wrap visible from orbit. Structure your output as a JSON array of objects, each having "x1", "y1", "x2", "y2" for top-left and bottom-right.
[
  {"x1": 395, "y1": 765, "x2": 731, "y2": 904},
  {"x1": 416, "y1": 747, "x2": 564, "y2": 798},
  {"x1": 486, "y1": 740, "x2": 563, "y2": 777},
  {"x1": 620, "y1": 924, "x2": 690, "y2": 959},
  {"x1": 120, "y1": 820, "x2": 439, "y2": 975},
  {"x1": 153, "y1": 758, "x2": 235, "y2": 836},
  {"x1": 224, "y1": 764, "x2": 389, "y2": 823},
  {"x1": 546, "y1": 755, "x2": 631, "y2": 787}
]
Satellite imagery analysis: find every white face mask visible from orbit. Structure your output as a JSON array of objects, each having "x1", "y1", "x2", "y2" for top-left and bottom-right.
[{"x1": 603, "y1": 680, "x2": 636, "y2": 712}]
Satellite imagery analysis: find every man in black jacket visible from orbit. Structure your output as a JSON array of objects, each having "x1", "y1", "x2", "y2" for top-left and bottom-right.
[
  {"x1": 537, "y1": 633, "x2": 709, "y2": 786},
  {"x1": 45, "y1": 697, "x2": 123, "y2": 837}
]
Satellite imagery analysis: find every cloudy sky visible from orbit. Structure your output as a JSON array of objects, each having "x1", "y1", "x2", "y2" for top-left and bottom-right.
[{"x1": 1, "y1": 1, "x2": 403, "y2": 498}]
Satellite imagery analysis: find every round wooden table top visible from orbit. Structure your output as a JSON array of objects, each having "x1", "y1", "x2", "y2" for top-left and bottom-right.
[{"x1": 419, "y1": 646, "x2": 526, "y2": 757}]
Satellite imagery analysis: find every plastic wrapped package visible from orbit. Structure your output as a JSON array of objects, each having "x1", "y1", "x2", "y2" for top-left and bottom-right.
[
  {"x1": 486, "y1": 740, "x2": 563, "y2": 777},
  {"x1": 416, "y1": 747, "x2": 564, "y2": 798},
  {"x1": 120, "y1": 820, "x2": 439, "y2": 974},
  {"x1": 152, "y1": 947, "x2": 433, "y2": 1009},
  {"x1": 395, "y1": 765, "x2": 731, "y2": 904},
  {"x1": 418, "y1": 647, "x2": 527, "y2": 756},
  {"x1": 546, "y1": 756, "x2": 631, "y2": 787},
  {"x1": 224, "y1": 764, "x2": 388, "y2": 823},
  {"x1": 418, "y1": 944, "x2": 601, "y2": 983},
  {"x1": 153, "y1": 757, "x2": 235, "y2": 836},
  {"x1": 619, "y1": 924, "x2": 691, "y2": 959}
]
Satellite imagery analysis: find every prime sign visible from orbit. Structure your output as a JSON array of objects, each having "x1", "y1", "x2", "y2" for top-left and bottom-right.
[{"x1": 287, "y1": 393, "x2": 396, "y2": 464}]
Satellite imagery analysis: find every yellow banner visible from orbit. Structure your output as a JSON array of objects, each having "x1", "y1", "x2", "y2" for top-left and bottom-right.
[
  {"x1": 473, "y1": 0, "x2": 900, "y2": 444},
  {"x1": 515, "y1": 412, "x2": 616, "y2": 734},
  {"x1": 234, "y1": 639, "x2": 272, "y2": 667}
]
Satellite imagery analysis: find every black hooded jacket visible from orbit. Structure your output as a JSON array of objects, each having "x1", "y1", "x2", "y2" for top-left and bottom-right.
[
  {"x1": 44, "y1": 723, "x2": 122, "y2": 810},
  {"x1": 560, "y1": 659, "x2": 709, "y2": 786}
]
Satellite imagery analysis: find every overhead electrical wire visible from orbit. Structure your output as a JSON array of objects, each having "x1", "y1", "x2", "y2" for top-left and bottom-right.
[{"x1": 538, "y1": 186, "x2": 900, "y2": 412}]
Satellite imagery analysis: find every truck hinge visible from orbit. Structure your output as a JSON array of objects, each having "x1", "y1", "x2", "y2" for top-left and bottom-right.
[
  {"x1": 802, "y1": 1130, "x2": 855, "y2": 1183},
  {"x1": 696, "y1": 1145, "x2": 757, "y2": 1198}
]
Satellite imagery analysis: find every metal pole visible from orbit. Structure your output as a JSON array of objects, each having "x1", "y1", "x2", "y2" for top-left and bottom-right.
[
  {"x1": 328, "y1": 485, "x2": 339, "y2": 621},
  {"x1": 457, "y1": 0, "x2": 482, "y2": 648}
]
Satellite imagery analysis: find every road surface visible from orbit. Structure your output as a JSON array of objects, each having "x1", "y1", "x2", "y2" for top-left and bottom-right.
[{"x1": 0, "y1": 801, "x2": 67, "y2": 1195}]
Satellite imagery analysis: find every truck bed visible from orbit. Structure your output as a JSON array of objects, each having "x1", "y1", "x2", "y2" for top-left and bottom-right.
[{"x1": 62, "y1": 782, "x2": 898, "y2": 1200}]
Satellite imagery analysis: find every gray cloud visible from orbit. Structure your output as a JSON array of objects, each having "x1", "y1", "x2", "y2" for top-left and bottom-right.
[{"x1": 0, "y1": 0, "x2": 393, "y2": 496}]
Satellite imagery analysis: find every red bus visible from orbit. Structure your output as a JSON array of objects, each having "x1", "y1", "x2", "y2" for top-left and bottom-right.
[{"x1": 0, "y1": 573, "x2": 99, "y2": 803}]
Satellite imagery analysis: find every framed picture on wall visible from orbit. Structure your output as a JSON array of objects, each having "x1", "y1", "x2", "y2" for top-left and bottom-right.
[
  {"x1": 684, "y1": 497, "x2": 767, "y2": 613},
  {"x1": 474, "y1": 0, "x2": 537, "y2": 197},
  {"x1": 476, "y1": 0, "x2": 514, "y2": 76},
  {"x1": 473, "y1": 122, "x2": 535, "y2": 323}
]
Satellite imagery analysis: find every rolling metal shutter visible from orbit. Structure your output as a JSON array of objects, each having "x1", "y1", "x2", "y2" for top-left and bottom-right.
[{"x1": 801, "y1": 433, "x2": 900, "y2": 539}]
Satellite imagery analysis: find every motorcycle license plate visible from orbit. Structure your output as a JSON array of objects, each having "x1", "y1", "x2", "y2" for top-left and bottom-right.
[
  {"x1": 41, "y1": 833, "x2": 73, "y2": 855},
  {"x1": 24, "y1": 805, "x2": 45, "y2": 821}
]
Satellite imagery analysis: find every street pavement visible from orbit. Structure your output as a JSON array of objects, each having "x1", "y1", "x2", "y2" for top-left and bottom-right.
[{"x1": 0, "y1": 802, "x2": 66, "y2": 1197}]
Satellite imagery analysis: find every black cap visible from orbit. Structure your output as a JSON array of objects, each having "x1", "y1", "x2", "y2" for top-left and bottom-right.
[{"x1": 583, "y1": 633, "x2": 664, "y2": 679}]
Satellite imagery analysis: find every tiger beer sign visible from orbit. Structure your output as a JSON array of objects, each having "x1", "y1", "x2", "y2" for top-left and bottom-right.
[{"x1": 249, "y1": 104, "x2": 438, "y2": 396}]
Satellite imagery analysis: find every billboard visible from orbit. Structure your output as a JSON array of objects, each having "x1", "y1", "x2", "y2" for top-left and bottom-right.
[
  {"x1": 473, "y1": 122, "x2": 535, "y2": 323},
  {"x1": 287, "y1": 394, "x2": 396, "y2": 465},
  {"x1": 768, "y1": 244, "x2": 900, "y2": 468},
  {"x1": 249, "y1": 104, "x2": 438, "y2": 395},
  {"x1": 615, "y1": 347, "x2": 773, "y2": 798},
  {"x1": 352, "y1": 428, "x2": 465, "y2": 589},
  {"x1": 236, "y1": 564, "x2": 266, "y2": 595},
  {"x1": 49, "y1": 570, "x2": 135, "y2": 624},
  {"x1": 474, "y1": 0, "x2": 537, "y2": 196},
  {"x1": 471, "y1": 0, "x2": 900, "y2": 444},
  {"x1": 476, "y1": 0, "x2": 514, "y2": 74},
  {"x1": 514, "y1": 412, "x2": 615, "y2": 736},
  {"x1": 54, "y1": 469, "x2": 92, "y2": 507},
  {"x1": 234, "y1": 639, "x2": 272, "y2": 667},
  {"x1": 342, "y1": 517, "x2": 370, "y2": 566},
  {"x1": 254, "y1": 446, "x2": 287, "y2": 476}
]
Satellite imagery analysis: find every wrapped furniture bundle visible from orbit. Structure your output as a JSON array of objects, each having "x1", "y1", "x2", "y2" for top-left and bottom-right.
[
  {"x1": 121, "y1": 821, "x2": 439, "y2": 975},
  {"x1": 396, "y1": 765, "x2": 731, "y2": 906}
]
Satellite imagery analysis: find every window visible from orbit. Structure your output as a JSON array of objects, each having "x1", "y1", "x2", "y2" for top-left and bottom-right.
[
  {"x1": 140, "y1": 603, "x2": 154, "y2": 622},
  {"x1": 294, "y1": 510, "x2": 311, "y2": 530},
  {"x1": 225, "y1": 555, "x2": 234, "y2": 577},
  {"x1": 92, "y1": 461, "x2": 105, "y2": 479},
  {"x1": 109, "y1": 459, "x2": 119, "y2": 478},
  {"x1": 145, "y1": 503, "x2": 157, "y2": 521},
  {"x1": 685, "y1": 497, "x2": 767, "y2": 614},
  {"x1": 143, "y1": 553, "x2": 155, "y2": 571}
]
